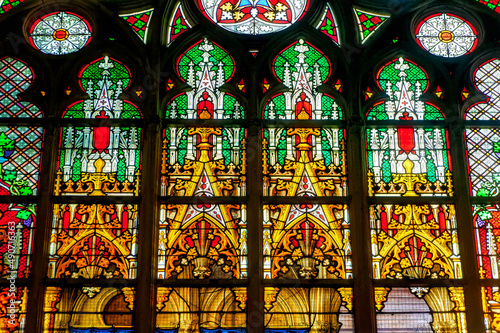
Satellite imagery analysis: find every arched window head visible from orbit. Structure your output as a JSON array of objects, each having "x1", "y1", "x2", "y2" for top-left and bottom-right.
[
  {"x1": 166, "y1": 38, "x2": 244, "y2": 120},
  {"x1": 264, "y1": 39, "x2": 342, "y2": 120},
  {"x1": 198, "y1": 0, "x2": 310, "y2": 35}
]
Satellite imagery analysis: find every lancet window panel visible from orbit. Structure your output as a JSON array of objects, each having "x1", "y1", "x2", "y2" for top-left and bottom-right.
[
  {"x1": 263, "y1": 287, "x2": 354, "y2": 332},
  {"x1": 42, "y1": 286, "x2": 135, "y2": 332},
  {"x1": 465, "y1": 58, "x2": 500, "y2": 121},
  {"x1": 465, "y1": 58, "x2": 500, "y2": 199},
  {"x1": 263, "y1": 127, "x2": 346, "y2": 197},
  {"x1": 375, "y1": 287, "x2": 467, "y2": 333},
  {"x1": 55, "y1": 56, "x2": 143, "y2": 197},
  {"x1": 48, "y1": 203, "x2": 138, "y2": 280},
  {"x1": 158, "y1": 204, "x2": 246, "y2": 279},
  {"x1": 263, "y1": 204, "x2": 350, "y2": 280},
  {"x1": 166, "y1": 38, "x2": 244, "y2": 120},
  {"x1": 366, "y1": 57, "x2": 452, "y2": 197},
  {"x1": 370, "y1": 204, "x2": 462, "y2": 280},
  {"x1": 156, "y1": 287, "x2": 246, "y2": 331},
  {"x1": 161, "y1": 127, "x2": 247, "y2": 197},
  {"x1": 0, "y1": 286, "x2": 28, "y2": 332},
  {"x1": 0, "y1": 203, "x2": 36, "y2": 279}
]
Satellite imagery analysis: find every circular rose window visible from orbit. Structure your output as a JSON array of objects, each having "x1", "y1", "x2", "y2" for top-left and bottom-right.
[
  {"x1": 198, "y1": 0, "x2": 310, "y2": 35},
  {"x1": 415, "y1": 13, "x2": 478, "y2": 58},
  {"x1": 29, "y1": 11, "x2": 92, "y2": 55}
]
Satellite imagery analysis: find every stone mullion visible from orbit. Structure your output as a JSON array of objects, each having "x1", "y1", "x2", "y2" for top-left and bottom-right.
[
  {"x1": 346, "y1": 55, "x2": 376, "y2": 330},
  {"x1": 349, "y1": 119, "x2": 377, "y2": 332},
  {"x1": 135, "y1": 8, "x2": 162, "y2": 331},
  {"x1": 247, "y1": 123, "x2": 264, "y2": 333},
  {"x1": 449, "y1": 121, "x2": 486, "y2": 333},
  {"x1": 247, "y1": 48, "x2": 264, "y2": 333},
  {"x1": 135, "y1": 120, "x2": 161, "y2": 333},
  {"x1": 26, "y1": 121, "x2": 58, "y2": 333}
]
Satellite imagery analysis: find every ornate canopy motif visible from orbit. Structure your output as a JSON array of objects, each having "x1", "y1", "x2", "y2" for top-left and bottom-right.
[
  {"x1": 366, "y1": 57, "x2": 452, "y2": 197},
  {"x1": 264, "y1": 39, "x2": 340, "y2": 121},
  {"x1": 55, "y1": 56, "x2": 142, "y2": 196},
  {"x1": 166, "y1": 38, "x2": 244, "y2": 120}
]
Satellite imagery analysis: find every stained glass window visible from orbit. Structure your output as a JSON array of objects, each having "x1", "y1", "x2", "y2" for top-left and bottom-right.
[
  {"x1": 157, "y1": 287, "x2": 246, "y2": 330},
  {"x1": 0, "y1": 58, "x2": 42, "y2": 330},
  {"x1": 0, "y1": 0, "x2": 24, "y2": 16},
  {"x1": 367, "y1": 54, "x2": 466, "y2": 331},
  {"x1": 159, "y1": 36, "x2": 248, "y2": 329},
  {"x1": 158, "y1": 204, "x2": 246, "y2": 279},
  {"x1": 415, "y1": 13, "x2": 478, "y2": 58},
  {"x1": 376, "y1": 287, "x2": 466, "y2": 332},
  {"x1": 55, "y1": 56, "x2": 142, "y2": 197},
  {"x1": 48, "y1": 204, "x2": 138, "y2": 279},
  {"x1": 166, "y1": 2, "x2": 192, "y2": 46},
  {"x1": 42, "y1": 287, "x2": 135, "y2": 332},
  {"x1": 41, "y1": 54, "x2": 142, "y2": 331},
  {"x1": 263, "y1": 38, "x2": 349, "y2": 282},
  {"x1": 0, "y1": 286, "x2": 28, "y2": 331},
  {"x1": 166, "y1": 39, "x2": 243, "y2": 120},
  {"x1": 120, "y1": 9, "x2": 153, "y2": 44},
  {"x1": 2, "y1": 1, "x2": 498, "y2": 331},
  {"x1": 366, "y1": 57, "x2": 452, "y2": 197},
  {"x1": 353, "y1": 8, "x2": 389, "y2": 44},
  {"x1": 315, "y1": 4, "x2": 340, "y2": 46},
  {"x1": 264, "y1": 287, "x2": 354, "y2": 331},
  {"x1": 476, "y1": 0, "x2": 500, "y2": 14},
  {"x1": 482, "y1": 287, "x2": 500, "y2": 332},
  {"x1": 371, "y1": 204, "x2": 461, "y2": 279},
  {"x1": 0, "y1": 55, "x2": 42, "y2": 333},
  {"x1": 197, "y1": 0, "x2": 310, "y2": 35},
  {"x1": 28, "y1": 11, "x2": 92, "y2": 55},
  {"x1": 263, "y1": 204, "x2": 350, "y2": 279},
  {"x1": 467, "y1": 60, "x2": 500, "y2": 282}
]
